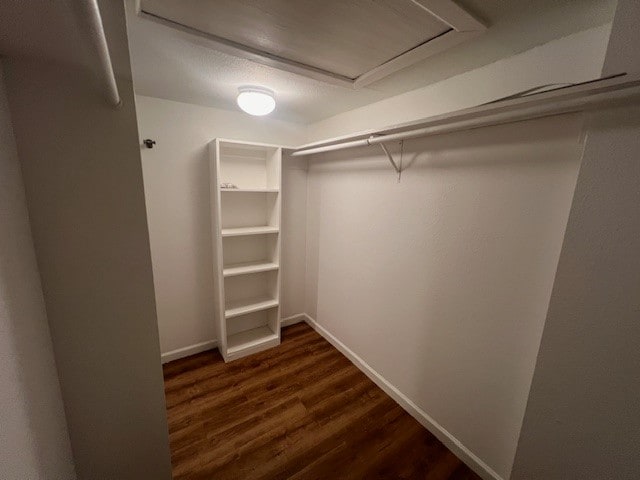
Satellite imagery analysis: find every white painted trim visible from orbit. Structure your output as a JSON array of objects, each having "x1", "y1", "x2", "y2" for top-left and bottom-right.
[
  {"x1": 354, "y1": 0, "x2": 486, "y2": 87},
  {"x1": 161, "y1": 339, "x2": 217, "y2": 364},
  {"x1": 216, "y1": 137, "x2": 296, "y2": 150},
  {"x1": 281, "y1": 313, "x2": 307, "y2": 327},
  {"x1": 411, "y1": 0, "x2": 486, "y2": 31},
  {"x1": 301, "y1": 313, "x2": 503, "y2": 480},
  {"x1": 353, "y1": 30, "x2": 484, "y2": 88}
]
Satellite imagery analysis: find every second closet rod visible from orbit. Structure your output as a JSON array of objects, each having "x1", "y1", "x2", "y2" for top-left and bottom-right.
[{"x1": 292, "y1": 74, "x2": 640, "y2": 157}]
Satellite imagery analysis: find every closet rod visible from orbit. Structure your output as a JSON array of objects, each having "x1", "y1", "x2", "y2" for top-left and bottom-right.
[
  {"x1": 75, "y1": 0, "x2": 122, "y2": 108},
  {"x1": 291, "y1": 74, "x2": 640, "y2": 157}
]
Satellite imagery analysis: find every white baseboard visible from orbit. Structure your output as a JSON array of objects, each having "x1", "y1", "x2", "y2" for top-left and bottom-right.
[
  {"x1": 161, "y1": 339, "x2": 217, "y2": 364},
  {"x1": 301, "y1": 313, "x2": 503, "y2": 480},
  {"x1": 281, "y1": 313, "x2": 307, "y2": 327}
]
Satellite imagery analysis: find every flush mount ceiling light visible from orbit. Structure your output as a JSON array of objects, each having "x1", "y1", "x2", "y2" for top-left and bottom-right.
[{"x1": 236, "y1": 86, "x2": 276, "y2": 116}]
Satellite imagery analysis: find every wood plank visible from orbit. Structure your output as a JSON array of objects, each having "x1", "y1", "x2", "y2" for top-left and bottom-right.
[{"x1": 163, "y1": 322, "x2": 481, "y2": 479}]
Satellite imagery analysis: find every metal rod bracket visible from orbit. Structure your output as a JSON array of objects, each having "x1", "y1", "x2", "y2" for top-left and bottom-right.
[{"x1": 372, "y1": 137, "x2": 402, "y2": 180}]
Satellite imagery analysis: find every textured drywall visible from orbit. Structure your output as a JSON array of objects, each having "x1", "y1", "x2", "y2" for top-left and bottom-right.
[
  {"x1": 280, "y1": 153, "x2": 308, "y2": 321},
  {"x1": 305, "y1": 115, "x2": 585, "y2": 478},
  {"x1": 2, "y1": 1, "x2": 172, "y2": 478},
  {"x1": 511, "y1": 0, "x2": 640, "y2": 478},
  {"x1": 0, "y1": 60, "x2": 75, "y2": 480},
  {"x1": 135, "y1": 95, "x2": 307, "y2": 356}
]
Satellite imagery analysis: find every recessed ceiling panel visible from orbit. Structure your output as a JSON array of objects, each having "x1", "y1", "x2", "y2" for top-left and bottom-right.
[{"x1": 139, "y1": 0, "x2": 486, "y2": 87}]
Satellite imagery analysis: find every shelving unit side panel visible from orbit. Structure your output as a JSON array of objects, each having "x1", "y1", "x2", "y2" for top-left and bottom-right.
[
  {"x1": 209, "y1": 139, "x2": 227, "y2": 355},
  {"x1": 273, "y1": 148, "x2": 283, "y2": 341}
]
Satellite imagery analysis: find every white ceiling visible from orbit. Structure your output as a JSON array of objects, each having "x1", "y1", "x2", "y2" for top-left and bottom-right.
[
  {"x1": 140, "y1": 0, "x2": 453, "y2": 80},
  {"x1": 126, "y1": 0, "x2": 616, "y2": 124}
]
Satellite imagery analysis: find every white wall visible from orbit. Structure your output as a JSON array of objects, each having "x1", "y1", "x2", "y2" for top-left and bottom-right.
[
  {"x1": 3, "y1": 1, "x2": 172, "y2": 478},
  {"x1": 299, "y1": 25, "x2": 618, "y2": 479},
  {"x1": 135, "y1": 95, "x2": 307, "y2": 357},
  {"x1": 511, "y1": 1, "x2": 640, "y2": 478},
  {"x1": 136, "y1": 24, "x2": 612, "y2": 363},
  {"x1": 306, "y1": 24, "x2": 611, "y2": 143},
  {"x1": 0, "y1": 61, "x2": 75, "y2": 480},
  {"x1": 304, "y1": 114, "x2": 585, "y2": 479},
  {"x1": 281, "y1": 153, "x2": 308, "y2": 319}
]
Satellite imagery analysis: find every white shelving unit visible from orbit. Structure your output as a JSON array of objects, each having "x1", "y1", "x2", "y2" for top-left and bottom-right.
[{"x1": 209, "y1": 139, "x2": 282, "y2": 362}]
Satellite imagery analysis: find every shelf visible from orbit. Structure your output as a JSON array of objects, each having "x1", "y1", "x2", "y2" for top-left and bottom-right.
[
  {"x1": 221, "y1": 188, "x2": 279, "y2": 193},
  {"x1": 221, "y1": 226, "x2": 279, "y2": 237},
  {"x1": 227, "y1": 326, "x2": 279, "y2": 354},
  {"x1": 223, "y1": 261, "x2": 279, "y2": 277},
  {"x1": 225, "y1": 296, "x2": 279, "y2": 319}
]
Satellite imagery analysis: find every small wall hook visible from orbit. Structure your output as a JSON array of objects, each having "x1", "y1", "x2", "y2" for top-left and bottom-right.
[{"x1": 143, "y1": 139, "x2": 156, "y2": 149}]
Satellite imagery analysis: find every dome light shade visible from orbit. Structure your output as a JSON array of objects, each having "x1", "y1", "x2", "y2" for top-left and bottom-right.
[{"x1": 236, "y1": 86, "x2": 276, "y2": 116}]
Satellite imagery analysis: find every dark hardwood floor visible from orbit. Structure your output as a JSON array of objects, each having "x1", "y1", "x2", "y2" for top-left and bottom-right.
[{"x1": 163, "y1": 322, "x2": 482, "y2": 480}]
